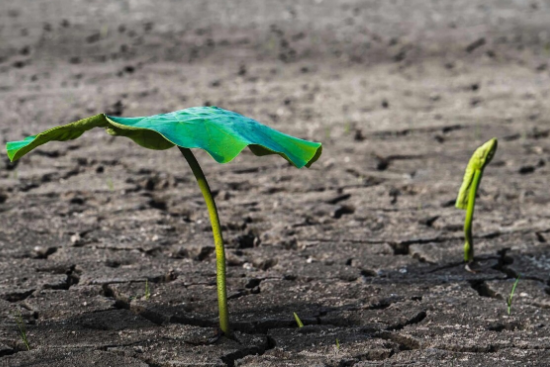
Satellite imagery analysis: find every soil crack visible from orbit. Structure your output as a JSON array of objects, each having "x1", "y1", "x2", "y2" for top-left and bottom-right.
[
  {"x1": 387, "y1": 310, "x2": 427, "y2": 331},
  {"x1": 469, "y1": 280, "x2": 502, "y2": 299}
]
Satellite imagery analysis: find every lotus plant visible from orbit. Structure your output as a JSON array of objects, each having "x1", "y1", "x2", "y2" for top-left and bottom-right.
[
  {"x1": 6, "y1": 106, "x2": 322, "y2": 336},
  {"x1": 456, "y1": 138, "x2": 497, "y2": 263}
]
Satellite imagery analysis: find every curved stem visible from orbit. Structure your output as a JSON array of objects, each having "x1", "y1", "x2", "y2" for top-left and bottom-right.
[
  {"x1": 464, "y1": 169, "x2": 483, "y2": 262},
  {"x1": 179, "y1": 147, "x2": 230, "y2": 335}
]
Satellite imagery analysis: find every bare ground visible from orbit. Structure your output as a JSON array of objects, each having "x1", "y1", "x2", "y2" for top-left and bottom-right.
[{"x1": 1, "y1": 1, "x2": 550, "y2": 366}]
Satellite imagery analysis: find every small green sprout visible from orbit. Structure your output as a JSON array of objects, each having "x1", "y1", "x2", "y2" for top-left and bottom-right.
[
  {"x1": 507, "y1": 275, "x2": 521, "y2": 315},
  {"x1": 325, "y1": 126, "x2": 332, "y2": 140},
  {"x1": 15, "y1": 311, "x2": 30, "y2": 351},
  {"x1": 336, "y1": 338, "x2": 340, "y2": 350},
  {"x1": 100, "y1": 24, "x2": 109, "y2": 38},
  {"x1": 344, "y1": 122, "x2": 351, "y2": 135},
  {"x1": 145, "y1": 279, "x2": 151, "y2": 301},
  {"x1": 6, "y1": 106, "x2": 322, "y2": 337},
  {"x1": 456, "y1": 138, "x2": 498, "y2": 262},
  {"x1": 106, "y1": 177, "x2": 114, "y2": 191},
  {"x1": 293, "y1": 312, "x2": 304, "y2": 328},
  {"x1": 474, "y1": 124, "x2": 482, "y2": 140}
]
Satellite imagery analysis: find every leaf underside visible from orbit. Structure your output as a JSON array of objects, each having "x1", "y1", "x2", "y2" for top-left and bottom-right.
[
  {"x1": 455, "y1": 138, "x2": 498, "y2": 209},
  {"x1": 6, "y1": 107, "x2": 322, "y2": 168}
]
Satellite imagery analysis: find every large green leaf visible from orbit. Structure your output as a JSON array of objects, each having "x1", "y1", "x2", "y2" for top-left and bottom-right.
[{"x1": 6, "y1": 107, "x2": 322, "y2": 168}]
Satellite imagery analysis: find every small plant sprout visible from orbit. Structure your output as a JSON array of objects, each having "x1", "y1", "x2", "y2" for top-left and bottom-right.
[
  {"x1": 455, "y1": 138, "x2": 498, "y2": 263},
  {"x1": 145, "y1": 279, "x2": 151, "y2": 301},
  {"x1": 5, "y1": 106, "x2": 322, "y2": 336},
  {"x1": 343, "y1": 121, "x2": 351, "y2": 135},
  {"x1": 293, "y1": 312, "x2": 304, "y2": 328},
  {"x1": 324, "y1": 126, "x2": 332, "y2": 140},
  {"x1": 106, "y1": 177, "x2": 114, "y2": 191},
  {"x1": 15, "y1": 310, "x2": 30, "y2": 351},
  {"x1": 507, "y1": 275, "x2": 521, "y2": 315}
]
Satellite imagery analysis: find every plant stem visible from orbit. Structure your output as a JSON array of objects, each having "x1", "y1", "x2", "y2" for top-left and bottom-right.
[
  {"x1": 507, "y1": 275, "x2": 521, "y2": 315},
  {"x1": 464, "y1": 169, "x2": 483, "y2": 262},
  {"x1": 293, "y1": 312, "x2": 304, "y2": 328},
  {"x1": 179, "y1": 147, "x2": 230, "y2": 336},
  {"x1": 145, "y1": 279, "x2": 150, "y2": 300},
  {"x1": 15, "y1": 311, "x2": 30, "y2": 351}
]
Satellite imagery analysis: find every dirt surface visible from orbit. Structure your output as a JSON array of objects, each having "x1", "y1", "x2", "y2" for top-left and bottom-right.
[{"x1": 1, "y1": 1, "x2": 550, "y2": 366}]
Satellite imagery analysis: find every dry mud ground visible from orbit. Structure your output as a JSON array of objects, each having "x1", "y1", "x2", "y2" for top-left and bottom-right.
[{"x1": 1, "y1": 1, "x2": 550, "y2": 366}]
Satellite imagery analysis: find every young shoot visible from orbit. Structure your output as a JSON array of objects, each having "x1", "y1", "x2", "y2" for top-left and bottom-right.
[
  {"x1": 456, "y1": 138, "x2": 498, "y2": 263},
  {"x1": 507, "y1": 275, "x2": 521, "y2": 315},
  {"x1": 293, "y1": 312, "x2": 304, "y2": 328},
  {"x1": 15, "y1": 311, "x2": 30, "y2": 351},
  {"x1": 106, "y1": 177, "x2": 114, "y2": 191},
  {"x1": 145, "y1": 279, "x2": 151, "y2": 301}
]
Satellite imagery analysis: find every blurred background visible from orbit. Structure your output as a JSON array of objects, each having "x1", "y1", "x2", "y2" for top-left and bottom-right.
[{"x1": 2, "y1": 0, "x2": 549, "y2": 140}]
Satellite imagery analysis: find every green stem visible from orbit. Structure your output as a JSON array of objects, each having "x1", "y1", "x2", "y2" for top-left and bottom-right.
[
  {"x1": 464, "y1": 169, "x2": 483, "y2": 262},
  {"x1": 179, "y1": 147, "x2": 230, "y2": 335}
]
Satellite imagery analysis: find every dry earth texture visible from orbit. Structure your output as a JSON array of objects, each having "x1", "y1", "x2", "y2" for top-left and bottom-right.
[{"x1": 1, "y1": 1, "x2": 550, "y2": 366}]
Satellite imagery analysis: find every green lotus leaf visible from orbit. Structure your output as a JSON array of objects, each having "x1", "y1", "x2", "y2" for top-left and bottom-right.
[{"x1": 6, "y1": 106, "x2": 322, "y2": 168}]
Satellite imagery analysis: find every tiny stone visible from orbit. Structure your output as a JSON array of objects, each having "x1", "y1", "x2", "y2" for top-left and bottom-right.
[{"x1": 71, "y1": 233, "x2": 82, "y2": 245}]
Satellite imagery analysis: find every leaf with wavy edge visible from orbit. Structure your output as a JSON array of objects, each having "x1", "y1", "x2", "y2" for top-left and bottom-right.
[{"x1": 6, "y1": 106, "x2": 322, "y2": 168}]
